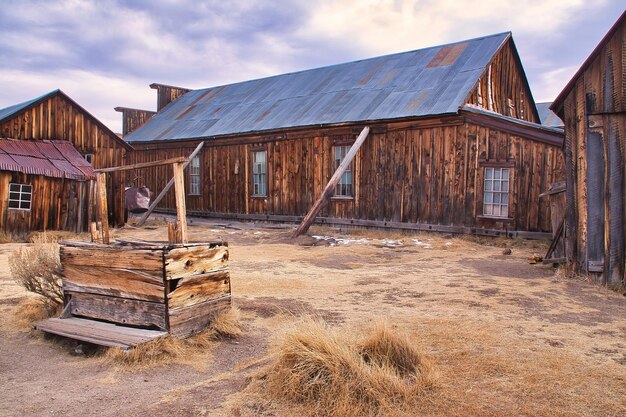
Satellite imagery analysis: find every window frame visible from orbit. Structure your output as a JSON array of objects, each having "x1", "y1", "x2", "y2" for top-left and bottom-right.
[
  {"x1": 188, "y1": 155, "x2": 201, "y2": 196},
  {"x1": 251, "y1": 149, "x2": 268, "y2": 198},
  {"x1": 481, "y1": 166, "x2": 511, "y2": 219},
  {"x1": 331, "y1": 145, "x2": 354, "y2": 199},
  {"x1": 83, "y1": 153, "x2": 93, "y2": 164},
  {"x1": 8, "y1": 183, "x2": 33, "y2": 211}
]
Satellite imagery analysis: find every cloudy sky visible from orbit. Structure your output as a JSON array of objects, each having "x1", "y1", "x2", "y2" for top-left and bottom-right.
[{"x1": 0, "y1": 0, "x2": 624, "y2": 132}]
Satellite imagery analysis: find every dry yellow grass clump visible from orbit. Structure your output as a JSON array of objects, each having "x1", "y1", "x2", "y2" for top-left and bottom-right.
[
  {"x1": 9, "y1": 232, "x2": 63, "y2": 309},
  {"x1": 262, "y1": 319, "x2": 436, "y2": 417},
  {"x1": 105, "y1": 307, "x2": 242, "y2": 368}
]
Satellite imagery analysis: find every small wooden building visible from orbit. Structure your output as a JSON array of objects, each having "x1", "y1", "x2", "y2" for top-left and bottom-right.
[
  {"x1": 0, "y1": 139, "x2": 95, "y2": 234},
  {"x1": 0, "y1": 89, "x2": 132, "y2": 226},
  {"x1": 551, "y1": 11, "x2": 626, "y2": 287},
  {"x1": 123, "y1": 32, "x2": 565, "y2": 237}
]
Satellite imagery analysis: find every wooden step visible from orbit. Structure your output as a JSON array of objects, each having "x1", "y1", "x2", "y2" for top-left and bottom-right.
[{"x1": 36, "y1": 317, "x2": 168, "y2": 350}]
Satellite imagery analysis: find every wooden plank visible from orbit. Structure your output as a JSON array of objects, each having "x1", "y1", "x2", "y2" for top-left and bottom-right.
[
  {"x1": 97, "y1": 172, "x2": 110, "y2": 244},
  {"x1": 165, "y1": 245, "x2": 228, "y2": 280},
  {"x1": 67, "y1": 292, "x2": 168, "y2": 330},
  {"x1": 60, "y1": 245, "x2": 163, "y2": 273},
  {"x1": 168, "y1": 271, "x2": 230, "y2": 309},
  {"x1": 173, "y1": 161, "x2": 188, "y2": 243},
  {"x1": 137, "y1": 142, "x2": 204, "y2": 226},
  {"x1": 62, "y1": 264, "x2": 165, "y2": 303},
  {"x1": 94, "y1": 156, "x2": 187, "y2": 173},
  {"x1": 293, "y1": 126, "x2": 370, "y2": 237},
  {"x1": 169, "y1": 295, "x2": 231, "y2": 338},
  {"x1": 36, "y1": 317, "x2": 167, "y2": 350}
]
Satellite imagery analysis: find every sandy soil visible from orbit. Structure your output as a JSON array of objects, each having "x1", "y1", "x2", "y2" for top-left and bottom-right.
[{"x1": 1, "y1": 218, "x2": 625, "y2": 417}]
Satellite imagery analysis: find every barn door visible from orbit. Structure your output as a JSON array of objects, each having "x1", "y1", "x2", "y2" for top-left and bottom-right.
[{"x1": 585, "y1": 121, "x2": 605, "y2": 274}]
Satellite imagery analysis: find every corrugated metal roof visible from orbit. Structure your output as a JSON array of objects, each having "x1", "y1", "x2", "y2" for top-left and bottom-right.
[
  {"x1": 0, "y1": 90, "x2": 60, "y2": 122},
  {"x1": 536, "y1": 102, "x2": 564, "y2": 128},
  {"x1": 0, "y1": 139, "x2": 95, "y2": 181},
  {"x1": 125, "y1": 32, "x2": 512, "y2": 143}
]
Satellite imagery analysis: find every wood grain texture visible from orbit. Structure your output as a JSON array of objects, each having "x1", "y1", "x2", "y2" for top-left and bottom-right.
[
  {"x1": 67, "y1": 292, "x2": 168, "y2": 330},
  {"x1": 62, "y1": 264, "x2": 164, "y2": 303},
  {"x1": 554, "y1": 15, "x2": 625, "y2": 285},
  {"x1": 60, "y1": 245, "x2": 163, "y2": 273},
  {"x1": 168, "y1": 295, "x2": 231, "y2": 338},
  {"x1": 36, "y1": 317, "x2": 166, "y2": 349},
  {"x1": 168, "y1": 271, "x2": 230, "y2": 309},
  {"x1": 165, "y1": 246, "x2": 228, "y2": 280}
]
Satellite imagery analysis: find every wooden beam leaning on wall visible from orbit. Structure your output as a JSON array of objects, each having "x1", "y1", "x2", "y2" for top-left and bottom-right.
[
  {"x1": 292, "y1": 126, "x2": 370, "y2": 238},
  {"x1": 94, "y1": 157, "x2": 188, "y2": 173},
  {"x1": 137, "y1": 142, "x2": 205, "y2": 227}
]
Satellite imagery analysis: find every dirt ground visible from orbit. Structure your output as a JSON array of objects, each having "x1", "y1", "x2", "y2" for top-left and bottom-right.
[{"x1": 1, "y1": 217, "x2": 625, "y2": 417}]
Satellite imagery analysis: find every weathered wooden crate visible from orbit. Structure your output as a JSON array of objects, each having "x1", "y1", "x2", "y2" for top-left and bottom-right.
[{"x1": 37, "y1": 240, "x2": 231, "y2": 348}]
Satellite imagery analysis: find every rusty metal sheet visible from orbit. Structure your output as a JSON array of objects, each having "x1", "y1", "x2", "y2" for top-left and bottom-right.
[
  {"x1": 0, "y1": 139, "x2": 95, "y2": 181},
  {"x1": 123, "y1": 32, "x2": 511, "y2": 143}
]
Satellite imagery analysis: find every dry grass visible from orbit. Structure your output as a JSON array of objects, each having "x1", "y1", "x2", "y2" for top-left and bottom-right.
[
  {"x1": 13, "y1": 298, "x2": 62, "y2": 328},
  {"x1": 257, "y1": 319, "x2": 436, "y2": 417},
  {"x1": 9, "y1": 234, "x2": 63, "y2": 308},
  {"x1": 105, "y1": 307, "x2": 242, "y2": 369}
]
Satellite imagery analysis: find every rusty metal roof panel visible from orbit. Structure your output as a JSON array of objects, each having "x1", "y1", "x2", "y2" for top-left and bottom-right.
[
  {"x1": 0, "y1": 139, "x2": 95, "y2": 180},
  {"x1": 124, "y1": 32, "x2": 511, "y2": 142}
]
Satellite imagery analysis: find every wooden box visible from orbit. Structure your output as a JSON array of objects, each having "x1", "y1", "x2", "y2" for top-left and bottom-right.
[{"x1": 58, "y1": 240, "x2": 231, "y2": 338}]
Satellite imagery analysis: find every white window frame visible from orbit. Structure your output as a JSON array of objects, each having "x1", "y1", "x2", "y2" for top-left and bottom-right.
[
  {"x1": 483, "y1": 167, "x2": 510, "y2": 218},
  {"x1": 8, "y1": 183, "x2": 33, "y2": 211},
  {"x1": 83, "y1": 153, "x2": 93, "y2": 164},
  {"x1": 252, "y1": 150, "x2": 267, "y2": 197},
  {"x1": 189, "y1": 156, "x2": 201, "y2": 196},
  {"x1": 333, "y1": 145, "x2": 353, "y2": 197}
]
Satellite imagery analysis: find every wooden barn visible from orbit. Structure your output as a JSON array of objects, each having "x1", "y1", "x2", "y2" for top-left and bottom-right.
[
  {"x1": 551, "y1": 11, "x2": 626, "y2": 287},
  {"x1": 0, "y1": 89, "x2": 132, "y2": 226},
  {"x1": 123, "y1": 32, "x2": 565, "y2": 238},
  {"x1": 0, "y1": 139, "x2": 95, "y2": 234}
]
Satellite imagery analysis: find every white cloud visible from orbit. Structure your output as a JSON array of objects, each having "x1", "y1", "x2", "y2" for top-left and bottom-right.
[
  {"x1": 532, "y1": 65, "x2": 580, "y2": 102},
  {"x1": 0, "y1": 68, "x2": 153, "y2": 133},
  {"x1": 299, "y1": 0, "x2": 600, "y2": 55}
]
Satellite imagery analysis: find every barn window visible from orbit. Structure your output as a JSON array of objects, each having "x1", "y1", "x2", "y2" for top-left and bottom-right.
[
  {"x1": 8, "y1": 183, "x2": 32, "y2": 211},
  {"x1": 483, "y1": 167, "x2": 509, "y2": 217},
  {"x1": 333, "y1": 145, "x2": 353, "y2": 197},
  {"x1": 187, "y1": 156, "x2": 201, "y2": 196},
  {"x1": 252, "y1": 150, "x2": 267, "y2": 196},
  {"x1": 83, "y1": 153, "x2": 93, "y2": 164}
]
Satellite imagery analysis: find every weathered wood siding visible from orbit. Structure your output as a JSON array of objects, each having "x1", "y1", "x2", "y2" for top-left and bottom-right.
[
  {"x1": 466, "y1": 40, "x2": 539, "y2": 122},
  {"x1": 115, "y1": 107, "x2": 156, "y2": 136},
  {"x1": 130, "y1": 116, "x2": 564, "y2": 234},
  {"x1": 0, "y1": 92, "x2": 128, "y2": 226},
  {"x1": 59, "y1": 242, "x2": 231, "y2": 337},
  {"x1": 557, "y1": 15, "x2": 625, "y2": 286},
  {"x1": 0, "y1": 172, "x2": 90, "y2": 234},
  {"x1": 151, "y1": 84, "x2": 191, "y2": 111}
]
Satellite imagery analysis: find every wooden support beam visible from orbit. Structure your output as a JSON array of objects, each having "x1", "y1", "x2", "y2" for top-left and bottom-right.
[
  {"x1": 137, "y1": 142, "x2": 205, "y2": 226},
  {"x1": 172, "y1": 162, "x2": 188, "y2": 244},
  {"x1": 292, "y1": 126, "x2": 370, "y2": 238},
  {"x1": 97, "y1": 172, "x2": 110, "y2": 244},
  {"x1": 94, "y1": 157, "x2": 188, "y2": 173}
]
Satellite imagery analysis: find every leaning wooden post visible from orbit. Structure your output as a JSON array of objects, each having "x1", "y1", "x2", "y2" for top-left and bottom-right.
[
  {"x1": 97, "y1": 172, "x2": 110, "y2": 244},
  {"x1": 292, "y1": 126, "x2": 370, "y2": 238},
  {"x1": 172, "y1": 162, "x2": 188, "y2": 244},
  {"x1": 137, "y1": 142, "x2": 205, "y2": 226}
]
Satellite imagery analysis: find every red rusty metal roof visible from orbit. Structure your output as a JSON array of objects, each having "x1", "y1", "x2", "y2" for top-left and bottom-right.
[{"x1": 0, "y1": 139, "x2": 95, "y2": 181}]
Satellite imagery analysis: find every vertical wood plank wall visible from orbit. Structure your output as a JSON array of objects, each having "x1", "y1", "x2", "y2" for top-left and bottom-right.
[
  {"x1": 559, "y1": 18, "x2": 625, "y2": 285},
  {"x1": 129, "y1": 119, "x2": 564, "y2": 233},
  {"x1": 466, "y1": 40, "x2": 539, "y2": 122},
  {"x1": 0, "y1": 93, "x2": 128, "y2": 226},
  {"x1": 0, "y1": 172, "x2": 89, "y2": 234}
]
